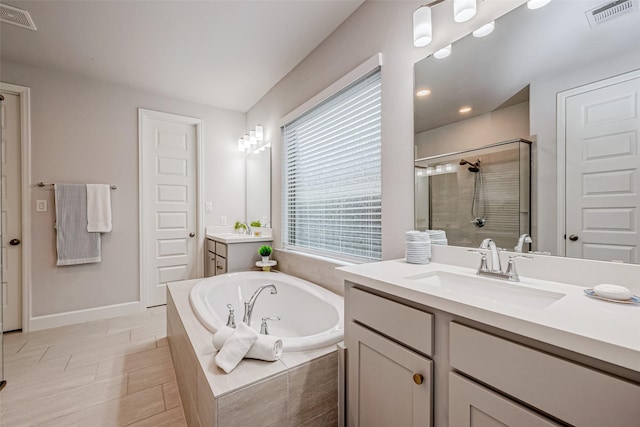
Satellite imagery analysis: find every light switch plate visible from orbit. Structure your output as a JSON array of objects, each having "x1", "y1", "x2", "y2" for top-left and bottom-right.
[
  {"x1": 205, "y1": 202, "x2": 213, "y2": 212},
  {"x1": 220, "y1": 216, "x2": 227, "y2": 226},
  {"x1": 36, "y1": 199, "x2": 48, "y2": 212}
]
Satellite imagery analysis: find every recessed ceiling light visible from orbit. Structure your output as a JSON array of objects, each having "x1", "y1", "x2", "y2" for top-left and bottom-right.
[
  {"x1": 459, "y1": 106, "x2": 472, "y2": 113},
  {"x1": 416, "y1": 89, "x2": 432, "y2": 97},
  {"x1": 434, "y1": 44, "x2": 452, "y2": 59},
  {"x1": 473, "y1": 21, "x2": 495, "y2": 38}
]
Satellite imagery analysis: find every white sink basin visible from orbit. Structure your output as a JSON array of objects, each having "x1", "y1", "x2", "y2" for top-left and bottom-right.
[
  {"x1": 207, "y1": 233, "x2": 273, "y2": 244},
  {"x1": 407, "y1": 271, "x2": 565, "y2": 309}
]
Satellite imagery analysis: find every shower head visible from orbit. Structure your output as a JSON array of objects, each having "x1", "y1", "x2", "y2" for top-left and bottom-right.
[{"x1": 460, "y1": 158, "x2": 481, "y2": 172}]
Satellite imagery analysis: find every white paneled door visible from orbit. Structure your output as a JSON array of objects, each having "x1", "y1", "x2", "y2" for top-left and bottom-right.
[
  {"x1": 1, "y1": 90, "x2": 22, "y2": 331},
  {"x1": 140, "y1": 110, "x2": 201, "y2": 307},
  {"x1": 564, "y1": 72, "x2": 640, "y2": 263}
]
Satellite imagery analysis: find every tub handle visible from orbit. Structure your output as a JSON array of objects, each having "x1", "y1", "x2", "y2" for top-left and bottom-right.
[
  {"x1": 260, "y1": 316, "x2": 281, "y2": 335},
  {"x1": 226, "y1": 304, "x2": 236, "y2": 329}
]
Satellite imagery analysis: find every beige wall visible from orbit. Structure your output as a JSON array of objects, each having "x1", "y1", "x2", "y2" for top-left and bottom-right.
[
  {"x1": 415, "y1": 101, "x2": 530, "y2": 159},
  {"x1": 1, "y1": 61, "x2": 246, "y2": 318}
]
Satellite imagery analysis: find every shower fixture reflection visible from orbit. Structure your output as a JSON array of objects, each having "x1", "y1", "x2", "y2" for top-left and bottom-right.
[{"x1": 460, "y1": 158, "x2": 487, "y2": 227}]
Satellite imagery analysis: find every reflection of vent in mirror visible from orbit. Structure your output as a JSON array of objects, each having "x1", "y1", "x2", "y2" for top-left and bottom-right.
[
  {"x1": 0, "y1": 3, "x2": 37, "y2": 30},
  {"x1": 586, "y1": 0, "x2": 635, "y2": 27}
]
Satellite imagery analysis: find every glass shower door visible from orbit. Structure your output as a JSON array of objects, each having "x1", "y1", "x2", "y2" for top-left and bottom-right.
[{"x1": 0, "y1": 93, "x2": 5, "y2": 392}]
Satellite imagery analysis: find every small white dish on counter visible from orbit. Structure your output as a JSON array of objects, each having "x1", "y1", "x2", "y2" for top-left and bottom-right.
[{"x1": 583, "y1": 288, "x2": 640, "y2": 304}]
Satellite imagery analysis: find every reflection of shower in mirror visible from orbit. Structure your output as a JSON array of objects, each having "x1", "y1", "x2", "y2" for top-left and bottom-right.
[{"x1": 460, "y1": 158, "x2": 487, "y2": 227}]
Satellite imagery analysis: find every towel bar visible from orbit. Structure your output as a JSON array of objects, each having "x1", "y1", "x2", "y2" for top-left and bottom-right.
[{"x1": 37, "y1": 182, "x2": 117, "y2": 190}]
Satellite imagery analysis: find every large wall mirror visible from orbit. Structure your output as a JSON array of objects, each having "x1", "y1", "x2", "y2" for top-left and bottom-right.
[
  {"x1": 246, "y1": 147, "x2": 271, "y2": 227},
  {"x1": 414, "y1": 0, "x2": 640, "y2": 263}
]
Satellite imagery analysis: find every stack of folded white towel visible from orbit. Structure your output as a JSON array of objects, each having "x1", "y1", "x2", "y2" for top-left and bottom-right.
[
  {"x1": 213, "y1": 322, "x2": 283, "y2": 374},
  {"x1": 405, "y1": 230, "x2": 431, "y2": 264},
  {"x1": 426, "y1": 229, "x2": 448, "y2": 245}
]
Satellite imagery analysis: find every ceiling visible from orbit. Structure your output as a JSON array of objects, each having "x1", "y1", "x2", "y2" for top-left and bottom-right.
[
  {"x1": 0, "y1": 0, "x2": 364, "y2": 113},
  {"x1": 414, "y1": 0, "x2": 640, "y2": 134}
]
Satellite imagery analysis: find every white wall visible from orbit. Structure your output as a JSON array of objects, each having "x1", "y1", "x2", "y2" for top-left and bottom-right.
[
  {"x1": 415, "y1": 101, "x2": 530, "y2": 159},
  {"x1": 245, "y1": 1, "x2": 522, "y2": 291},
  {"x1": 530, "y1": 51, "x2": 640, "y2": 255},
  {"x1": 1, "y1": 61, "x2": 246, "y2": 319}
]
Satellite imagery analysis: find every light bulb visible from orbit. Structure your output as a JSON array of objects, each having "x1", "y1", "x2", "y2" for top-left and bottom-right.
[
  {"x1": 473, "y1": 21, "x2": 495, "y2": 38},
  {"x1": 527, "y1": 0, "x2": 552, "y2": 10},
  {"x1": 434, "y1": 44, "x2": 452, "y2": 59},
  {"x1": 413, "y1": 6, "x2": 432, "y2": 47},
  {"x1": 454, "y1": 0, "x2": 477, "y2": 23}
]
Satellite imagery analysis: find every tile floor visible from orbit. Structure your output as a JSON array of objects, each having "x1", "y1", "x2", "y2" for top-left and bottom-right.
[{"x1": 0, "y1": 306, "x2": 187, "y2": 427}]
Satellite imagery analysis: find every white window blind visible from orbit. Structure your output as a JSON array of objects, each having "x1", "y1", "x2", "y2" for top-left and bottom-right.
[{"x1": 283, "y1": 69, "x2": 382, "y2": 261}]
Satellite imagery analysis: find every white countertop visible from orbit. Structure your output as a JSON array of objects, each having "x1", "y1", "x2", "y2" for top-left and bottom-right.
[
  {"x1": 337, "y1": 259, "x2": 640, "y2": 373},
  {"x1": 206, "y1": 232, "x2": 273, "y2": 244}
]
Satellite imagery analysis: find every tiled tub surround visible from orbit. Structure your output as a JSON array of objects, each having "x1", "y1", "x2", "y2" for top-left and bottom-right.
[{"x1": 167, "y1": 279, "x2": 340, "y2": 427}]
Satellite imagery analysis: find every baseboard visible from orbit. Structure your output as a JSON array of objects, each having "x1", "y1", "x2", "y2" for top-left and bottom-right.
[{"x1": 29, "y1": 301, "x2": 143, "y2": 331}]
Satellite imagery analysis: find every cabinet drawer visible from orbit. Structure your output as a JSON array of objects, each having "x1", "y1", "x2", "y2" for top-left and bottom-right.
[
  {"x1": 205, "y1": 251, "x2": 216, "y2": 277},
  {"x1": 215, "y1": 242, "x2": 227, "y2": 258},
  {"x1": 215, "y1": 255, "x2": 227, "y2": 275},
  {"x1": 449, "y1": 373, "x2": 560, "y2": 427},
  {"x1": 206, "y1": 239, "x2": 216, "y2": 253},
  {"x1": 350, "y1": 287, "x2": 433, "y2": 356},
  {"x1": 450, "y1": 322, "x2": 640, "y2": 427}
]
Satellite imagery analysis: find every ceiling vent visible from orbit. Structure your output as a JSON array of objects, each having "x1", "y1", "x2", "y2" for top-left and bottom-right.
[
  {"x1": 586, "y1": 0, "x2": 635, "y2": 27},
  {"x1": 0, "y1": 3, "x2": 36, "y2": 31}
]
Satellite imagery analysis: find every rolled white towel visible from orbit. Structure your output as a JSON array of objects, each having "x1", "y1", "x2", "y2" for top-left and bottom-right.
[
  {"x1": 214, "y1": 322, "x2": 258, "y2": 373},
  {"x1": 213, "y1": 325, "x2": 283, "y2": 362}
]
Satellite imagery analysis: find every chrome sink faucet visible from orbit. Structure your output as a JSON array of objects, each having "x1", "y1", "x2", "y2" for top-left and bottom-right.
[
  {"x1": 514, "y1": 234, "x2": 533, "y2": 253},
  {"x1": 241, "y1": 222, "x2": 253, "y2": 236},
  {"x1": 469, "y1": 238, "x2": 532, "y2": 282},
  {"x1": 243, "y1": 283, "x2": 277, "y2": 325},
  {"x1": 480, "y1": 238, "x2": 502, "y2": 273}
]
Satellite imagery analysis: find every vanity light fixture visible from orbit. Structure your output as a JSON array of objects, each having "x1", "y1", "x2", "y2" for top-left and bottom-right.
[
  {"x1": 459, "y1": 106, "x2": 473, "y2": 113},
  {"x1": 527, "y1": 0, "x2": 552, "y2": 10},
  {"x1": 434, "y1": 44, "x2": 452, "y2": 59},
  {"x1": 454, "y1": 0, "x2": 477, "y2": 23},
  {"x1": 255, "y1": 125, "x2": 264, "y2": 141},
  {"x1": 249, "y1": 130, "x2": 257, "y2": 145},
  {"x1": 243, "y1": 134, "x2": 250, "y2": 149},
  {"x1": 416, "y1": 88, "x2": 432, "y2": 97},
  {"x1": 238, "y1": 138, "x2": 245, "y2": 152},
  {"x1": 413, "y1": 5, "x2": 433, "y2": 47},
  {"x1": 473, "y1": 20, "x2": 495, "y2": 37}
]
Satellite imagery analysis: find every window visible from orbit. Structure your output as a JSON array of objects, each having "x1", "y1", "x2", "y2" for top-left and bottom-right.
[{"x1": 283, "y1": 69, "x2": 382, "y2": 261}]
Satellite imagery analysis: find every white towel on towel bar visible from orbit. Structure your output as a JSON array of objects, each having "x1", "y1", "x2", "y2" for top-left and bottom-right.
[
  {"x1": 55, "y1": 184, "x2": 101, "y2": 266},
  {"x1": 86, "y1": 184, "x2": 112, "y2": 233}
]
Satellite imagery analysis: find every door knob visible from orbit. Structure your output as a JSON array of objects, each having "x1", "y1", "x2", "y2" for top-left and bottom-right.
[
  {"x1": 412, "y1": 373, "x2": 424, "y2": 385},
  {"x1": 9, "y1": 238, "x2": 21, "y2": 246},
  {"x1": 568, "y1": 234, "x2": 579, "y2": 241},
  {"x1": 189, "y1": 232, "x2": 195, "y2": 238}
]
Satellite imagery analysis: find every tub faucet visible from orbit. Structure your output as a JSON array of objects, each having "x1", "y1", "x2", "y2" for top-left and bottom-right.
[
  {"x1": 243, "y1": 283, "x2": 277, "y2": 325},
  {"x1": 514, "y1": 234, "x2": 533, "y2": 253}
]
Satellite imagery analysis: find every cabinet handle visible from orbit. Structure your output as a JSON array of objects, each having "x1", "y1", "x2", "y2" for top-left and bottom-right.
[
  {"x1": 412, "y1": 373, "x2": 423, "y2": 385},
  {"x1": 217, "y1": 266, "x2": 223, "y2": 270}
]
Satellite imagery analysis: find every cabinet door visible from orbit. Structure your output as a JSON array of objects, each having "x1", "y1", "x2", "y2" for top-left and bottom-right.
[
  {"x1": 205, "y1": 251, "x2": 216, "y2": 277},
  {"x1": 347, "y1": 322, "x2": 432, "y2": 427},
  {"x1": 215, "y1": 255, "x2": 227, "y2": 275},
  {"x1": 449, "y1": 373, "x2": 561, "y2": 427}
]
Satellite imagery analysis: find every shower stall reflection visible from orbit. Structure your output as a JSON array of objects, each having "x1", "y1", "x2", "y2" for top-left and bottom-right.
[{"x1": 415, "y1": 138, "x2": 531, "y2": 250}]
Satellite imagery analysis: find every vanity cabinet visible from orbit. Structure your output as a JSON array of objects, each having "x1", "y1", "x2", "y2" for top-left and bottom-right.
[
  {"x1": 344, "y1": 282, "x2": 640, "y2": 427},
  {"x1": 205, "y1": 238, "x2": 266, "y2": 276},
  {"x1": 346, "y1": 287, "x2": 434, "y2": 427}
]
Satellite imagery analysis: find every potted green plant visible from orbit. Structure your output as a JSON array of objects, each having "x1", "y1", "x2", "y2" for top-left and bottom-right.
[
  {"x1": 250, "y1": 220, "x2": 261, "y2": 228},
  {"x1": 259, "y1": 245, "x2": 272, "y2": 263}
]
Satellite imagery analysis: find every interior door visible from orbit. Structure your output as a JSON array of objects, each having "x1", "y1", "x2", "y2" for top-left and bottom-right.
[
  {"x1": 1, "y1": 91, "x2": 22, "y2": 331},
  {"x1": 140, "y1": 110, "x2": 198, "y2": 307},
  {"x1": 565, "y1": 74, "x2": 640, "y2": 263}
]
